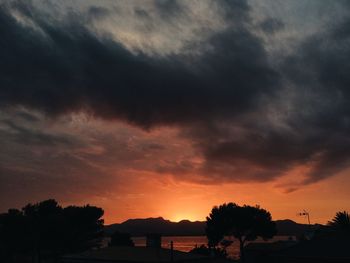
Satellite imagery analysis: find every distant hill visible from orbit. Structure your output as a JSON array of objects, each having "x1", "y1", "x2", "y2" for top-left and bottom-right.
[
  {"x1": 104, "y1": 217, "x2": 319, "y2": 237},
  {"x1": 275, "y1": 219, "x2": 317, "y2": 236},
  {"x1": 104, "y1": 217, "x2": 205, "y2": 236}
]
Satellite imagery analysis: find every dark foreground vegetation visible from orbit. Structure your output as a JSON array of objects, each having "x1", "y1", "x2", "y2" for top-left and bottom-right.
[
  {"x1": 206, "y1": 203, "x2": 276, "y2": 262},
  {"x1": 0, "y1": 199, "x2": 104, "y2": 262},
  {"x1": 1, "y1": 199, "x2": 349, "y2": 263}
]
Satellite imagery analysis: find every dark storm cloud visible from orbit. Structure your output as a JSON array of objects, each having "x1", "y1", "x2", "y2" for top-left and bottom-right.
[
  {"x1": 0, "y1": 0, "x2": 277, "y2": 127},
  {"x1": 219, "y1": 0, "x2": 250, "y2": 24},
  {"x1": 1, "y1": 0, "x2": 350, "y2": 189},
  {"x1": 87, "y1": 6, "x2": 111, "y2": 20},
  {"x1": 198, "y1": 1, "x2": 350, "y2": 186},
  {"x1": 279, "y1": 7, "x2": 350, "y2": 184},
  {"x1": 154, "y1": 0, "x2": 182, "y2": 18},
  {"x1": 0, "y1": 111, "x2": 151, "y2": 208},
  {"x1": 187, "y1": 120, "x2": 350, "y2": 185},
  {"x1": 0, "y1": 153, "x2": 115, "y2": 208},
  {"x1": 259, "y1": 18, "x2": 284, "y2": 34},
  {"x1": 1, "y1": 119, "x2": 74, "y2": 146},
  {"x1": 15, "y1": 110, "x2": 40, "y2": 122}
]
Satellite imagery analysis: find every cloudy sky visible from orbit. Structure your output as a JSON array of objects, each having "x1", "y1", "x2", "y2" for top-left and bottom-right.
[{"x1": 1, "y1": 0, "x2": 350, "y2": 224}]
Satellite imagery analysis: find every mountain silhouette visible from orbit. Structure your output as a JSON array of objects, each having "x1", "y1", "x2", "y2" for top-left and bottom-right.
[{"x1": 104, "y1": 217, "x2": 316, "y2": 237}]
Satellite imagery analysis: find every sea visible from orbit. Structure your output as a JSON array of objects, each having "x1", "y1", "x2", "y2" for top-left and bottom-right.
[{"x1": 131, "y1": 235, "x2": 295, "y2": 259}]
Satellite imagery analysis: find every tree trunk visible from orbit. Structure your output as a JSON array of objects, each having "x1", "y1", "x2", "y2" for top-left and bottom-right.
[
  {"x1": 239, "y1": 239, "x2": 245, "y2": 263},
  {"x1": 36, "y1": 246, "x2": 41, "y2": 263}
]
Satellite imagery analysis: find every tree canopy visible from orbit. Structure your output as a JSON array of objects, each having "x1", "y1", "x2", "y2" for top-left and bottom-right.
[
  {"x1": 0, "y1": 199, "x2": 104, "y2": 262},
  {"x1": 206, "y1": 203, "x2": 276, "y2": 261}
]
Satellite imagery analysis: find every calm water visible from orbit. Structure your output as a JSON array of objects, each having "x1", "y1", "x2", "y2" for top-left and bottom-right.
[{"x1": 131, "y1": 235, "x2": 295, "y2": 259}]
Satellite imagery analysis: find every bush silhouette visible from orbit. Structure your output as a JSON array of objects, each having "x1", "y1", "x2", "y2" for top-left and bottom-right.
[
  {"x1": 109, "y1": 231, "x2": 135, "y2": 247},
  {"x1": 189, "y1": 244, "x2": 227, "y2": 258}
]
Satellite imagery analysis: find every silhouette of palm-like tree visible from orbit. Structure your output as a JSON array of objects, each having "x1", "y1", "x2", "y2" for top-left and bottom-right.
[{"x1": 328, "y1": 211, "x2": 350, "y2": 229}]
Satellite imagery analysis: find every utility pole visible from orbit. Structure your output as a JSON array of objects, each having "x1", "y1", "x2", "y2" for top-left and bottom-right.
[
  {"x1": 297, "y1": 210, "x2": 311, "y2": 225},
  {"x1": 170, "y1": 241, "x2": 174, "y2": 263}
]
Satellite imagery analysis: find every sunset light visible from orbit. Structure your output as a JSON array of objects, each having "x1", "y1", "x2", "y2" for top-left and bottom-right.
[{"x1": 1, "y1": 1, "x2": 350, "y2": 262}]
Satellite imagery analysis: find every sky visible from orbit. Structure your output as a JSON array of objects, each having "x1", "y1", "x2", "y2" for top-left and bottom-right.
[{"x1": 1, "y1": 0, "x2": 350, "y2": 225}]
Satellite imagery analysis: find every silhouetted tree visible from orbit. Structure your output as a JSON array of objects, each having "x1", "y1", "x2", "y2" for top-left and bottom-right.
[
  {"x1": 22, "y1": 199, "x2": 64, "y2": 262},
  {"x1": 206, "y1": 203, "x2": 276, "y2": 262},
  {"x1": 0, "y1": 199, "x2": 104, "y2": 263},
  {"x1": 0, "y1": 209, "x2": 31, "y2": 262},
  {"x1": 328, "y1": 211, "x2": 350, "y2": 231},
  {"x1": 63, "y1": 205, "x2": 104, "y2": 252},
  {"x1": 109, "y1": 231, "x2": 135, "y2": 247}
]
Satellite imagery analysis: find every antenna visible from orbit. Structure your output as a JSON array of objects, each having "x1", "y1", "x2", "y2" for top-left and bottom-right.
[{"x1": 297, "y1": 209, "x2": 311, "y2": 225}]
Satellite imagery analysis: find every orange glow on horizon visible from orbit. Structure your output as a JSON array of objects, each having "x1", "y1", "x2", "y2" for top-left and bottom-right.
[
  {"x1": 11, "y1": 119, "x2": 347, "y2": 227},
  {"x1": 82, "y1": 167, "x2": 350, "y2": 226}
]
